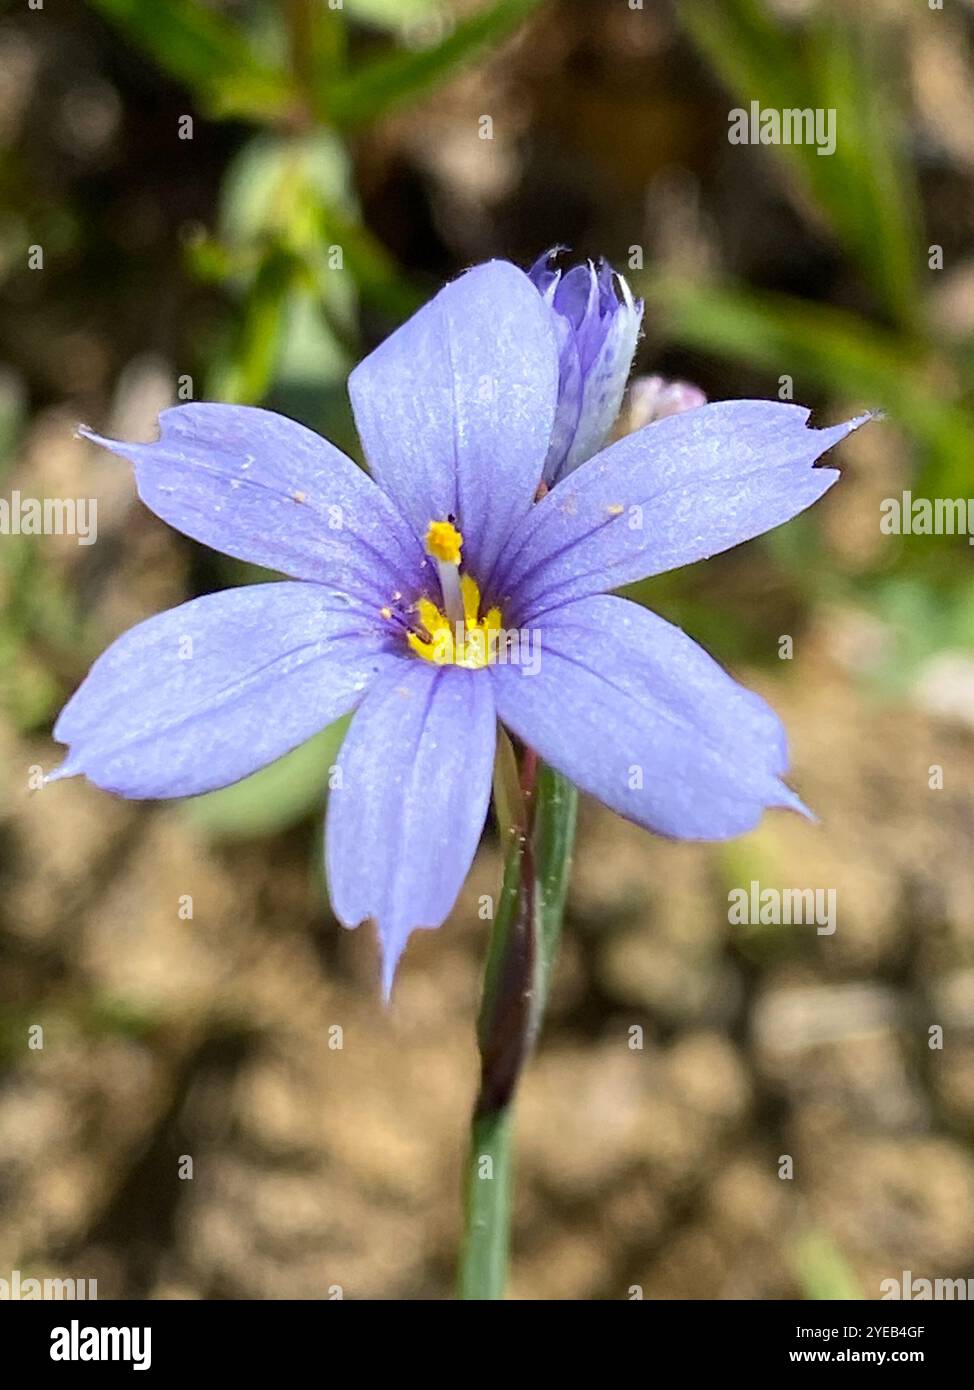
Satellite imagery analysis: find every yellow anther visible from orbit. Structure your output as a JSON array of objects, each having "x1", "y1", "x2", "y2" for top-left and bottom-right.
[
  {"x1": 407, "y1": 576, "x2": 502, "y2": 670},
  {"x1": 424, "y1": 519, "x2": 463, "y2": 565}
]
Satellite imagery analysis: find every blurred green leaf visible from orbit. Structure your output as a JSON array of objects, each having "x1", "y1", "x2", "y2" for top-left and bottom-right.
[
  {"x1": 0, "y1": 628, "x2": 61, "y2": 731},
  {"x1": 716, "y1": 836, "x2": 814, "y2": 966},
  {"x1": 210, "y1": 131, "x2": 361, "y2": 392},
  {"x1": 182, "y1": 719, "x2": 349, "y2": 840},
  {"x1": 82, "y1": 993, "x2": 162, "y2": 1041},
  {"x1": 209, "y1": 248, "x2": 298, "y2": 404},
  {"x1": 88, "y1": 0, "x2": 295, "y2": 120},
  {"x1": 300, "y1": 0, "x2": 349, "y2": 85},
  {"x1": 206, "y1": 127, "x2": 419, "y2": 399},
  {"x1": 314, "y1": 202, "x2": 425, "y2": 320},
  {"x1": 793, "y1": 1228, "x2": 863, "y2": 1301},
  {"x1": 810, "y1": 7, "x2": 921, "y2": 330},
  {"x1": 1, "y1": 525, "x2": 85, "y2": 730},
  {"x1": 0, "y1": 996, "x2": 162, "y2": 1058},
  {"x1": 345, "y1": 0, "x2": 444, "y2": 33},
  {"x1": 324, "y1": 0, "x2": 541, "y2": 128},
  {"x1": 0, "y1": 366, "x2": 26, "y2": 476},
  {"x1": 650, "y1": 275, "x2": 974, "y2": 496},
  {"x1": 864, "y1": 575, "x2": 974, "y2": 699},
  {"x1": 184, "y1": 234, "x2": 259, "y2": 285},
  {"x1": 680, "y1": 0, "x2": 921, "y2": 328},
  {"x1": 219, "y1": 130, "x2": 356, "y2": 251}
]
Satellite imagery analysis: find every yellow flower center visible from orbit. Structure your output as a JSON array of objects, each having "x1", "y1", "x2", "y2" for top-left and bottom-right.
[
  {"x1": 408, "y1": 573, "x2": 502, "y2": 669},
  {"x1": 377, "y1": 518, "x2": 503, "y2": 669}
]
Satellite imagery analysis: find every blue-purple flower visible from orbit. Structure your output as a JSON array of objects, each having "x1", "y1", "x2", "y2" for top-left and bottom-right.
[{"x1": 52, "y1": 258, "x2": 867, "y2": 994}]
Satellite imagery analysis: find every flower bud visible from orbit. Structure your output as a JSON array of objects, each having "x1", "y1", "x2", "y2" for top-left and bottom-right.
[
  {"x1": 529, "y1": 249, "x2": 643, "y2": 486},
  {"x1": 616, "y1": 373, "x2": 707, "y2": 436}
]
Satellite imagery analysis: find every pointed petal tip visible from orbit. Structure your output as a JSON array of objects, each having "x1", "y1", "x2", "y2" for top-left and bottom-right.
[
  {"x1": 377, "y1": 916, "x2": 447, "y2": 1001},
  {"x1": 379, "y1": 927, "x2": 409, "y2": 1002},
  {"x1": 779, "y1": 783, "x2": 817, "y2": 824},
  {"x1": 75, "y1": 423, "x2": 128, "y2": 456},
  {"x1": 378, "y1": 921, "x2": 446, "y2": 1000},
  {"x1": 77, "y1": 423, "x2": 125, "y2": 454},
  {"x1": 43, "y1": 757, "x2": 78, "y2": 787},
  {"x1": 816, "y1": 407, "x2": 876, "y2": 450},
  {"x1": 617, "y1": 270, "x2": 639, "y2": 315},
  {"x1": 328, "y1": 904, "x2": 411, "y2": 1003},
  {"x1": 844, "y1": 408, "x2": 879, "y2": 433}
]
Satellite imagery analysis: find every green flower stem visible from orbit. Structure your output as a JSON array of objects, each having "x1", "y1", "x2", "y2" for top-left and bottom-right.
[
  {"x1": 532, "y1": 761, "x2": 579, "y2": 1013},
  {"x1": 457, "y1": 754, "x2": 578, "y2": 1300},
  {"x1": 458, "y1": 1107, "x2": 514, "y2": 1301}
]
